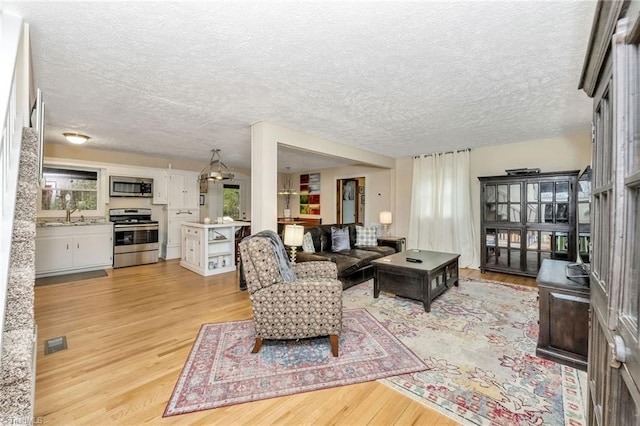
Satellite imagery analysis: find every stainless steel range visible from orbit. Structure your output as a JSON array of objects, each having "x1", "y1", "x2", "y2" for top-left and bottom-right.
[{"x1": 109, "y1": 208, "x2": 159, "y2": 268}]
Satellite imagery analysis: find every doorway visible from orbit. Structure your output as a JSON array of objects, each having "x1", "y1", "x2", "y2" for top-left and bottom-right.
[{"x1": 336, "y1": 177, "x2": 365, "y2": 224}]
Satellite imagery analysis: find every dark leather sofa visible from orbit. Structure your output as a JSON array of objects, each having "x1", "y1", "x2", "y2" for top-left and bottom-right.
[{"x1": 296, "y1": 224, "x2": 398, "y2": 290}]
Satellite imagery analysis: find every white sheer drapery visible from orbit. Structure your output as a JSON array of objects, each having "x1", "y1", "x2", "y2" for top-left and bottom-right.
[{"x1": 407, "y1": 150, "x2": 479, "y2": 268}]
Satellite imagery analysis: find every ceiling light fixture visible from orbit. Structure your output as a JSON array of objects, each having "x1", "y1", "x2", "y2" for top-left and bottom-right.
[
  {"x1": 63, "y1": 132, "x2": 90, "y2": 144},
  {"x1": 199, "y1": 149, "x2": 234, "y2": 182},
  {"x1": 277, "y1": 167, "x2": 298, "y2": 197}
]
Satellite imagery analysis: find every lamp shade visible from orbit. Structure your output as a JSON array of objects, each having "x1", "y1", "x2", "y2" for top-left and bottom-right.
[
  {"x1": 284, "y1": 224, "x2": 304, "y2": 246},
  {"x1": 379, "y1": 211, "x2": 392, "y2": 225}
]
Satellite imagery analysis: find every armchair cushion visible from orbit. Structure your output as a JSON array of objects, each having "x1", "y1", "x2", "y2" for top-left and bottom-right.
[
  {"x1": 251, "y1": 280, "x2": 342, "y2": 340},
  {"x1": 241, "y1": 234, "x2": 296, "y2": 292}
]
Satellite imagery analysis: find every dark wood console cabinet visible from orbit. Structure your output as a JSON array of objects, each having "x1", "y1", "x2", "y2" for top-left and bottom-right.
[{"x1": 536, "y1": 259, "x2": 589, "y2": 371}]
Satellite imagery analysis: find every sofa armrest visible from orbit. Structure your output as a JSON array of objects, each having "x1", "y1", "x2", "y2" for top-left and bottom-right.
[
  {"x1": 377, "y1": 237, "x2": 406, "y2": 252},
  {"x1": 297, "y1": 252, "x2": 334, "y2": 263},
  {"x1": 293, "y1": 261, "x2": 338, "y2": 279}
]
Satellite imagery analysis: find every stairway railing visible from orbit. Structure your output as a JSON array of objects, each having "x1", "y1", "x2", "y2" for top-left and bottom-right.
[{"x1": 0, "y1": 10, "x2": 29, "y2": 361}]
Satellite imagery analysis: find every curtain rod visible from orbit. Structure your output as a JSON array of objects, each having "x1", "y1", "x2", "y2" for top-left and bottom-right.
[{"x1": 413, "y1": 148, "x2": 470, "y2": 158}]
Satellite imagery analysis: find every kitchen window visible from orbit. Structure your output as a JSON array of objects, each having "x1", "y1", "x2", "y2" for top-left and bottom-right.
[
  {"x1": 223, "y1": 184, "x2": 240, "y2": 219},
  {"x1": 39, "y1": 165, "x2": 104, "y2": 217}
]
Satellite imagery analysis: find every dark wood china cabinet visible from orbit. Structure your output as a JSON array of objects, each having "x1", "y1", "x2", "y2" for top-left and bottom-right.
[{"x1": 479, "y1": 170, "x2": 579, "y2": 277}]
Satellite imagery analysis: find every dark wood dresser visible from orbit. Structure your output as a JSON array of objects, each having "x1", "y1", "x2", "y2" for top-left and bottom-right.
[{"x1": 536, "y1": 259, "x2": 589, "y2": 371}]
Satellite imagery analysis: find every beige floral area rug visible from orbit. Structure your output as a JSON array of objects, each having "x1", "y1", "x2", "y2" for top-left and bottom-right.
[{"x1": 343, "y1": 278, "x2": 587, "y2": 426}]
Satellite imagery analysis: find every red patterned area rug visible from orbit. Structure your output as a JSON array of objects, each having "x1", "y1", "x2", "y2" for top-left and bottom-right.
[
  {"x1": 343, "y1": 278, "x2": 587, "y2": 426},
  {"x1": 163, "y1": 308, "x2": 427, "y2": 417}
]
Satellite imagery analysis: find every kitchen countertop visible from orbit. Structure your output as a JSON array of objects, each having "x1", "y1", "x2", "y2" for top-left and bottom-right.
[
  {"x1": 36, "y1": 219, "x2": 112, "y2": 228},
  {"x1": 182, "y1": 221, "x2": 250, "y2": 228}
]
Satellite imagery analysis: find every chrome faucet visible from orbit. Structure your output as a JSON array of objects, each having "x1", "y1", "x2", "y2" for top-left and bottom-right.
[{"x1": 65, "y1": 208, "x2": 77, "y2": 222}]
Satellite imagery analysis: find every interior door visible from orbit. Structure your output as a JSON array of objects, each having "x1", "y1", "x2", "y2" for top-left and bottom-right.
[
  {"x1": 342, "y1": 180, "x2": 356, "y2": 224},
  {"x1": 336, "y1": 177, "x2": 365, "y2": 224},
  {"x1": 588, "y1": 16, "x2": 640, "y2": 424}
]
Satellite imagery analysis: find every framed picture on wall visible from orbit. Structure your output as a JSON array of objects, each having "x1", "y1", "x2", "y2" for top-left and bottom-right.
[{"x1": 199, "y1": 194, "x2": 205, "y2": 206}]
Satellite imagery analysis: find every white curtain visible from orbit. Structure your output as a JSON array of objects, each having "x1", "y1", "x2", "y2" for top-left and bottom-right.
[{"x1": 407, "y1": 150, "x2": 479, "y2": 268}]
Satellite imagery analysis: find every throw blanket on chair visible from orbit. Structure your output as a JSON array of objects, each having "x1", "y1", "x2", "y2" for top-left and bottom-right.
[{"x1": 246, "y1": 230, "x2": 297, "y2": 282}]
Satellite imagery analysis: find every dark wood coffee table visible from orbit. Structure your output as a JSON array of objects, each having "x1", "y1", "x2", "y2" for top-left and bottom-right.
[{"x1": 372, "y1": 249, "x2": 460, "y2": 312}]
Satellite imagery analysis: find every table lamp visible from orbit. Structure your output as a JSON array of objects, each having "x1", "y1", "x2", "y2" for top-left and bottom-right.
[
  {"x1": 284, "y1": 224, "x2": 304, "y2": 263},
  {"x1": 379, "y1": 211, "x2": 392, "y2": 237}
]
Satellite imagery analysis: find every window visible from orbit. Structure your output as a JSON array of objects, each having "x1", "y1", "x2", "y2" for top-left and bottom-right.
[
  {"x1": 40, "y1": 166, "x2": 100, "y2": 215},
  {"x1": 223, "y1": 184, "x2": 240, "y2": 219}
]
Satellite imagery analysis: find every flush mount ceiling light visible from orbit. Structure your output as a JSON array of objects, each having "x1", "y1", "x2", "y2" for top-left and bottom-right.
[
  {"x1": 62, "y1": 132, "x2": 90, "y2": 144},
  {"x1": 199, "y1": 148, "x2": 234, "y2": 182}
]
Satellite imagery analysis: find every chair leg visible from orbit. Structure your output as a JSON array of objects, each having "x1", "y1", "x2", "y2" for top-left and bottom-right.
[
  {"x1": 329, "y1": 334, "x2": 339, "y2": 357},
  {"x1": 251, "y1": 337, "x2": 263, "y2": 354}
]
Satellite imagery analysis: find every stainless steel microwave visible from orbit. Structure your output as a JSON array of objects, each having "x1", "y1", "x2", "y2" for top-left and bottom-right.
[{"x1": 109, "y1": 176, "x2": 153, "y2": 197}]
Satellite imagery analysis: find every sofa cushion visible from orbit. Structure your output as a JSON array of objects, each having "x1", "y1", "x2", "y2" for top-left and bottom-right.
[
  {"x1": 330, "y1": 249, "x2": 384, "y2": 276},
  {"x1": 331, "y1": 226, "x2": 351, "y2": 251},
  {"x1": 355, "y1": 225, "x2": 378, "y2": 247},
  {"x1": 358, "y1": 245, "x2": 395, "y2": 256}
]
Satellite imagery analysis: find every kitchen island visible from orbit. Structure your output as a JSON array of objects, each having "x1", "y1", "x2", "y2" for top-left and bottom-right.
[{"x1": 180, "y1": 221, "x2": 250, "y2": 277}]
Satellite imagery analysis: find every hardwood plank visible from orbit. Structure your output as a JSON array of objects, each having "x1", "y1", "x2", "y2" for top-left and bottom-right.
[{"x1": 33, "y1": 260, "x2": 529, "y2": 425}]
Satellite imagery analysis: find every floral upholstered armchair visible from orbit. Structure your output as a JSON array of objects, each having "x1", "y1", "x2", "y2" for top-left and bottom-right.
[{"x1": 239, "y1": 231, "x2": 343, "y2": 356}]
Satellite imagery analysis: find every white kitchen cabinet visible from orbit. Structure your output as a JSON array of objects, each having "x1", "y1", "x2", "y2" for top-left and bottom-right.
[
  {"x1": 181, "y1": 226, "x2": 202, "y2": 268},
  {"x1": 162, "y1": 208, "x2": 199, "y2": 259},
  {"x1": 35, "y1": 223, "x2": 113, "y2": 277},
  {"x1": 168, "y1": 172, "x2": 199, "y2": 209},
  {"x1": 180, "y1": 221, "x2": 250, "y2": 276},
  {"x1": 35, "y1": 236, "x2": 73, "y2": 272},
  {"x1": 153, "y1": 169, "x2": 168, "y2": 204}
]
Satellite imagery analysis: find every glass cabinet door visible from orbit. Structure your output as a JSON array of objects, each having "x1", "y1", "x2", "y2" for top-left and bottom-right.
[
  {"x1": 485, "y1": 228, "x2": 521, "y2": 270},
  {"x1": 526, "y1": 183, "x2": 539, "y2": 222},
  {"x1": 484, "y1": 183, "x2": 522, "y2": 223},
  {"x1": 526, "y1": 179, "x2": 572, "y2": 224},
  {"x1": 484, "y1": 185, "x2": 497, "y2": 221},
  {"x1": 555, "y1": 182, "x2": 570, "y2": 223},
  {"x1": 576, "y1": 166, "x2": 591, "y2": 262}
]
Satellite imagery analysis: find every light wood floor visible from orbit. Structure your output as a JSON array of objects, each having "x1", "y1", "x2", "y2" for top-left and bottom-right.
[{"x1": 33, "y1": 261, "x2": 536, "y2": 425}]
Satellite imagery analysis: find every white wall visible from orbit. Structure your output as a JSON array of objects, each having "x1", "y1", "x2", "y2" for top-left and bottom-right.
[
  {"x1": 284, "y1": 165, "x2": 392, "y2": 226},
  {"x1": 201, "y1": 172, "x2": 251, "y2": 221},
  {"x1": 252, "y1": 121, "x2": 396, "y2": 232}
]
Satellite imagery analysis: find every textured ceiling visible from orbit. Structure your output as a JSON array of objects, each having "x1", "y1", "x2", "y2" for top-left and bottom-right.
[{"x1": 3, "y1": 1, "x2": 596, "y2": 172}]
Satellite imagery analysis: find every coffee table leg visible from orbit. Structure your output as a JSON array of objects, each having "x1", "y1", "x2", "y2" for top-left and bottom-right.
[
  {"x1": 373, "y1": 271, "x2": 380, "y2": 298},
  {"x1": 453, "y1": 261, "x2": 459, "y2": 286},
  {"x1": 423, "y1": 275, "x2": 430, "y2": 312}
]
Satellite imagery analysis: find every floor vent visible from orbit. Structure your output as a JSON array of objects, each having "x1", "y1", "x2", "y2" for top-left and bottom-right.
[{"x1": 44, "y1": 336, "x2": 67, "y2": 355}]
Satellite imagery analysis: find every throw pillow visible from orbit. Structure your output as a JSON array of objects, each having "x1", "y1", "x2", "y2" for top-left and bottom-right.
[
  {"x1": 331, "y1": 226, "x2": 351, "y2": 252},
  {"x1": 302, "y1": 232, "x2": 315, "y2": 253},
  {"x1": 356, "y1": 225, "x2": 378, "y2": 247}
]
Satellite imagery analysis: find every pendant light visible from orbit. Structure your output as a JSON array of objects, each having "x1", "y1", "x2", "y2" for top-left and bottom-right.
[{"x1": 198, "y1": 149, "x2": 234, "y2": 182}]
